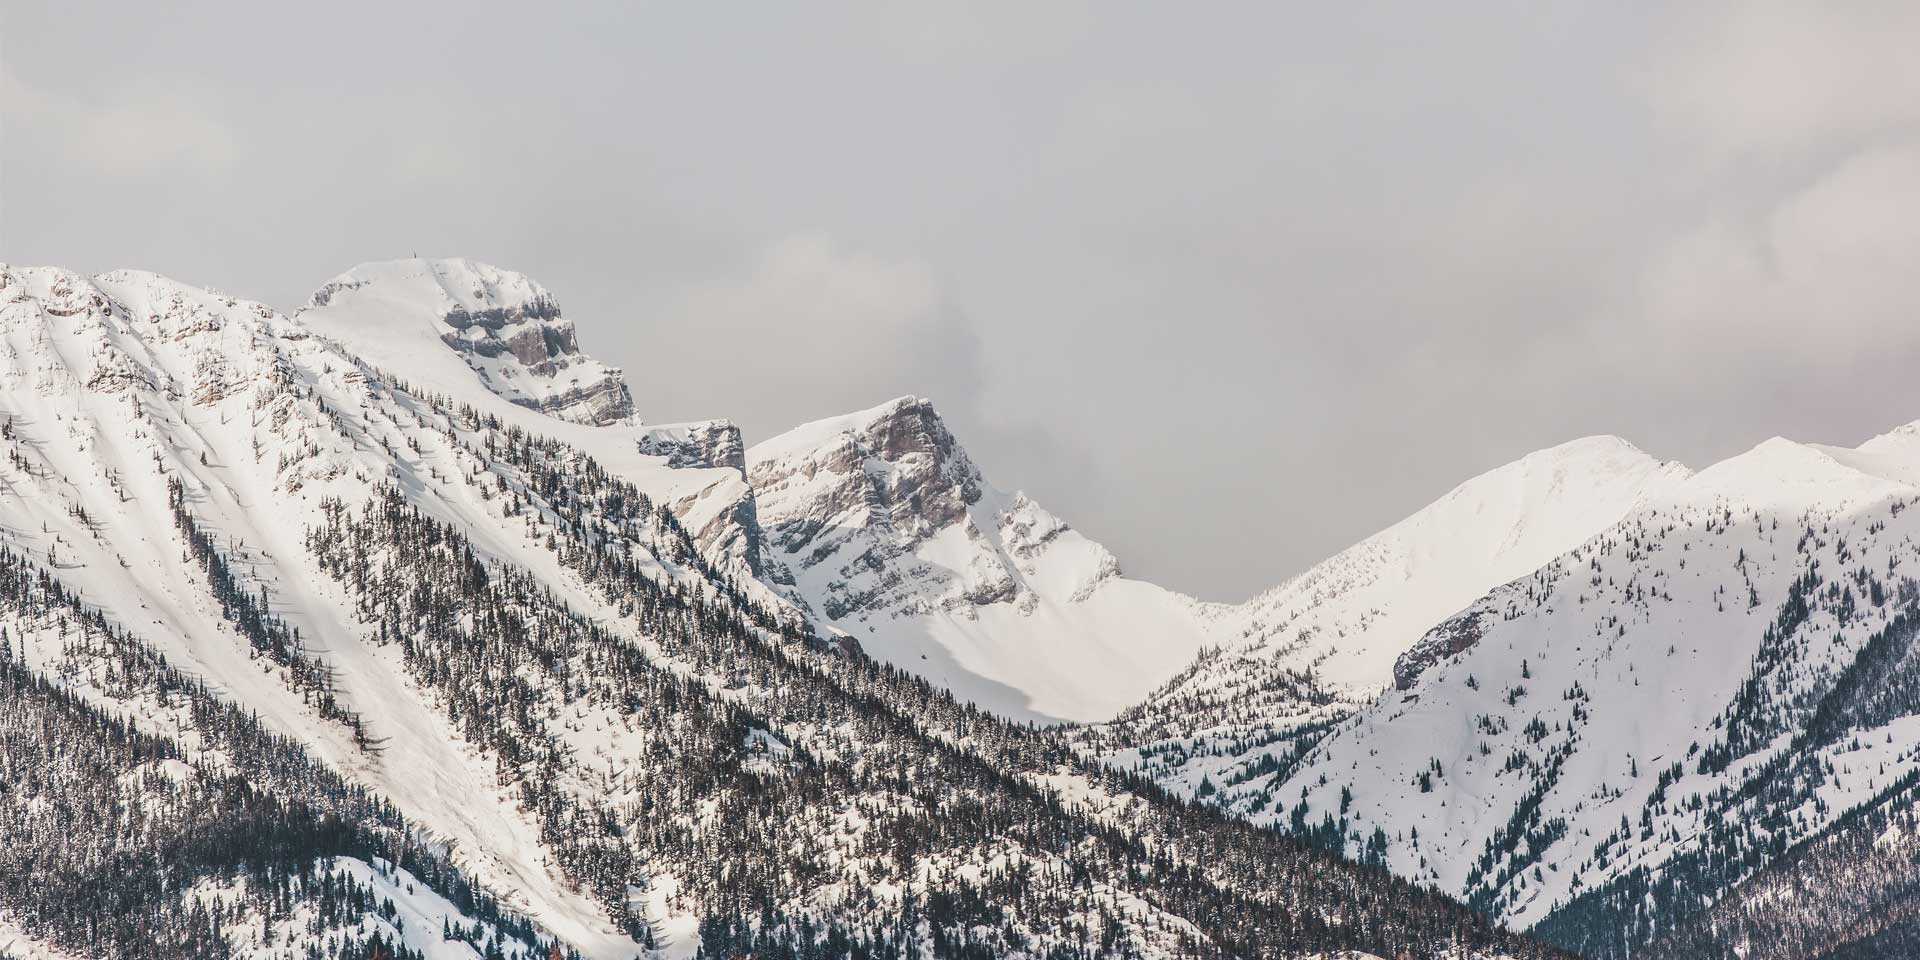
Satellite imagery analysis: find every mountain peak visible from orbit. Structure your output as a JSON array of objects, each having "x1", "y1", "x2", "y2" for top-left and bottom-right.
[
  {"x1": 1860, "y1": 419, "x2": 1920, "y2": 452},
  {"x1": 298, "y1": 257, "x2": 633, "y2": 426},
  {"x1": 1129, "y1": 433, "x2": 1686, "y2": 729},
  {"x1": 748, "y1": 395, "x2": 944, "y2": 463},
  {"x1": 748, "y1": 394, "x2": 980, "y2": 546},
  {"x1": 745, "y1": 396, "x2": 1214, "y2": 722},
  {"x1": 865, "y1": 393, "x2": 931, "y2": 418},
  {"x1": 1684, "y1": 434, "x2": 1919, "y2": 505},
  {"x1": 308, "y1": 257, "x2": 553, "y2": 319},
  {"x1": 1531, "y1": 433, "x2": 1656, "y2": 463}
]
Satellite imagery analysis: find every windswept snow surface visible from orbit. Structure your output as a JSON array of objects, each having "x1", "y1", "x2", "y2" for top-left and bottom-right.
[
  {"x1": 1205, "y1": 436, "x2": 1687, "y2": 696},
  {"x1": 1084, "y1": 438, "x2": 1687, "y2": 806}
]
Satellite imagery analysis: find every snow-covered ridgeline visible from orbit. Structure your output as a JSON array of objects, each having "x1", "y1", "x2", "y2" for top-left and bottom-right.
[
  {"x1": 2, "y1": 260, "x2": 1559, "y2": 960},
  {"x1": 1188, "y1": 428, "x2": 1920, "y2": 944},
  {"x1": 0, "y1": 263, "x2": 699, "y2": 956}
]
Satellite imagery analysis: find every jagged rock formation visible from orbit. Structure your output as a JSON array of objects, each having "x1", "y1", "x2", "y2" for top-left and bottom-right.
[
  {"x1": 306, "y1": 258, "x2": 634, "y2": 426},
  {"x1": 747, "y1": 396, "x2": 1222, "y2": 722},
  {"x1": 637, "y1": 419, "x2": 746, "y2": 471},
  {"x1": 634, "y1": 419, "x2": 767, "y2": 576}
]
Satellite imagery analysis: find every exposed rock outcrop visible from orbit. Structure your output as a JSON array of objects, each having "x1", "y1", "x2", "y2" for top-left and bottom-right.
[
  {"x1": 304, "y1": 258, "x2": 634, "y2": 426},
  {"x1": 1391, "y1": 608, "x2": 1486, "y2": 691},
  {"x1": 744, "y1": 396, "x2": 1218, "y2": 722},
  {"x1": 638, "y1": 419, "x2": 747, "y2": 471}
]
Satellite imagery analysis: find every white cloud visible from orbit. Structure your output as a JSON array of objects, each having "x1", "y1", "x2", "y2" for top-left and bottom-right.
[
  {"x1": 1642, "y1": 3, "x2": 1920, "y2": 157},
  {"x1": 849, "y1": 1, "x2": 1092, "y2": 65},
  {"x1": 5, "y1": 69, "x2": 239, "y2": 180},
  {"x1": 671, "y1": 234, "x2": 942, "y2": 359},
  {"x1": 1636, "y1": 141, "x2": 1920, "y2": 371},
  {"x1": 647, "y1": 234, "x2": 982, "y2": 432}
]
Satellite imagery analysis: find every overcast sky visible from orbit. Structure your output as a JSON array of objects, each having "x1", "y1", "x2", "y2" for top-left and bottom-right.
[{"x1": 6, "y1": 2, "x2": 1920, "y2": 600}]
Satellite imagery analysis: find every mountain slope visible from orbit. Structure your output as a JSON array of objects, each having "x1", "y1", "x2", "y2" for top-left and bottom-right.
[
  {"x1": 1225, "y1": 436, "x2": 1689, "y2": 695},
  {"x1": 307, "y1": 257, "x2": 633, "y2": 426},
  {"x1": 0, "y1": 260, "x2": 1561, "y2": 960},
  {"x1": 299, "y1": 257, "x2": 770, "y2": 582},
  {"x1": 1635, "y1": 764, "x2": 1920, "y2": 960},
  {"x1": 0, "y1": 540, "x2": 557, "y2": 960},
  {"x1": 748, "y1": 396, "x2": 1224, "y2": 722},
  {"x1": 1078, "y1": 437, "x2": 1687, "y2": 804},
  {"x1": 1186, "y1": 426, "x2": 1920, "y2": 957},
  {"x1": 0, "y1": 262, "x2": 665, "y2": 955}
]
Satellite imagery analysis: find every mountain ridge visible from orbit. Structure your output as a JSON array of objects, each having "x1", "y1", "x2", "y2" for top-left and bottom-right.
[
  {"x1": 305, "y1": 257, "x2": 635, "y2": 426},
  {"x1": 1168, "y1": 424, "x2": 1920, "y2": 956},
  {"x1": 0, "y1": 258, "x2": 1564, "y2": 960},
  {"x1": 746, "y1": 392, "x2": 1226, "y2": 722},
  {"x1": 12, "y1": 255, "x2": 1910, "y2": 960}
]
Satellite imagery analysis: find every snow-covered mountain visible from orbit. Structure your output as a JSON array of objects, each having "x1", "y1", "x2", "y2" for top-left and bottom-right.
[
  {"x1": 747, "y1": 396, "x2": 1222, "y2": 722},
  {"x1": 1226, "y1": 436, "x2": 1690, "y2": 695},
  {"x1": 308, "y1": 257, "x2": 634, "y2": 426},
  {"x1": 1130, "y1": 424, "x2": 1920, "y2": 958},
  {"x1": 0, "y1": 262, "x2": 682, "y2": 956},
  {"x1": 299, "y1": 258, "x2": 771, "y2": 580},
  {"x1": 742, "y1": 409, "x2": 1687, "y2": 732},
  {"x1": 0, "y1": 259, "x2": 1559, "y2": 960},
  {"x1": 12, "y1": 253, "x2": 1915, "y2": 960},
  {"x1": 1078, "y1": 437, "x2": 1687, "y2": 802}
]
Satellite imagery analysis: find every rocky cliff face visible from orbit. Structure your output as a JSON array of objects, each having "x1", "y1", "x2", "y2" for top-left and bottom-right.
[
  {"x1": 306, "y1": 258, "x2": 633, "y2": 426},
  {"x1": 636, "y1": 419, "x2": 770, "y2": 576},
  {"x1": 749, "y1": 396, "x2": 986, "y2": 619},
  {"x1": 746, "y1": 397, "x2": 1218, "y2": 722},
  {"x1": 1391, "y1": 608, "x2": 1490, "y2": 691},
  {"x1": 637, "y1": 419, "x2": 747, "y2": 471}
]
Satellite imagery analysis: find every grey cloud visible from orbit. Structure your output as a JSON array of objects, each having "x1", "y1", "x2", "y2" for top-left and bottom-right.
[
  {"x1": 635, "y1": 234, "x2": 989, "y2": 433},
  {"x1": 5, "y1": 1, "x2": 1919, "y2": 599}
]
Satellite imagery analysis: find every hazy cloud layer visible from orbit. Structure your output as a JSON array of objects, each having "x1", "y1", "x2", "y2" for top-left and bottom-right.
[{"x1": 6, "y1": 2, "x2": 1919, "y2": 599}]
